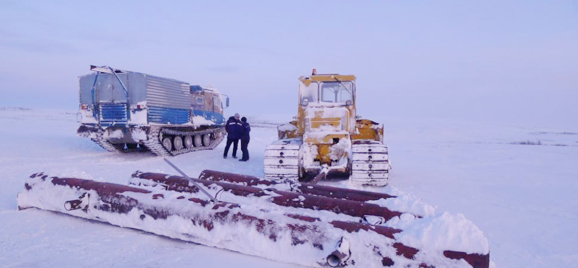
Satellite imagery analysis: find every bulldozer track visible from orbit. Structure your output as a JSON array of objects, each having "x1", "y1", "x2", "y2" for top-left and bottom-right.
[
  {"x1": 264, "y1": 139, "x2": 302, "y2": 181},
  {"x1": 350, "y1": 141, "x2": 391, "y2": 186}
]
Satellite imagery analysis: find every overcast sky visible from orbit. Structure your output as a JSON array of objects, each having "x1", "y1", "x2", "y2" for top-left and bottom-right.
[{"x1": 1, "y1": 1, "x2": 577, "y2": 128}]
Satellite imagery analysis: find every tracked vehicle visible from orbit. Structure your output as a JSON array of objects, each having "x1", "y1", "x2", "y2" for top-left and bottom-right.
[
  {"x1": 77, "y1": 65, "x2": 229, "y2": 156},
  {"x1": 265, "y1": 70, "x2": 391, "y2": 186}
]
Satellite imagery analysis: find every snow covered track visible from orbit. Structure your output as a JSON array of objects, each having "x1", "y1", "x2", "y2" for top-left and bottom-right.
[
  {"x1": 264, "y1": 139, "x2": 301, "y2": 181},
  {"x1": 143, "y1": 126, "x2": 225, "y2": 156},
  {"x1": 77, "y1": 127, "x2": 122, "y2": 153},
  {"x1": 350, "y1": 141, "x2": 391, "y2": 187},
  {"x1": 18, "y1": 172, "x2": 490, "y2": 268}
]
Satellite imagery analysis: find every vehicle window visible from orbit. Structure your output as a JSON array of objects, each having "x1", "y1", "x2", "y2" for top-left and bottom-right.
[
  {"x1": 213, "y1": 95, "x2": 222, "y2": 112},
  {"x1": 320, "y1": 82, "x2": 352, "y2": 103}
]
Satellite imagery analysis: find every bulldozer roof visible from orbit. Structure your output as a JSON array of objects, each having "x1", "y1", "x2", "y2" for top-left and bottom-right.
[{"x1": 299, "y1": 74, "x2": 356, "y2": 86}]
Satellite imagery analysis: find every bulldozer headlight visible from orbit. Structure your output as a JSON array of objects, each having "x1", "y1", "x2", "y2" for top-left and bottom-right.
[
  {"x1": 345, "y1": 100, "x2": 353, "y2": 106},
  {"x1": 301, "y1": 98, "x2": 309, "y2": 106}
]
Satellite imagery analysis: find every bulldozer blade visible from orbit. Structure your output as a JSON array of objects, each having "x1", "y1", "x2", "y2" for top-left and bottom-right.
[{"x1": 16, "y1": 172, "x2": 492, "y2": 267}]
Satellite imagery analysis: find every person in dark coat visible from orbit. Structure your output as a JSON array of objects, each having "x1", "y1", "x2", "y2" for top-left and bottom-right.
[
  {"x1": 239, "y1": 117, "x2": 251, "y2": 161},
  {"x1": 223, "y1": 113, "x2": 242, "y2": 158}
]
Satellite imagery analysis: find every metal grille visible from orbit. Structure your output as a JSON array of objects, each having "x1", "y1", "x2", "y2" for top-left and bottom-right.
[
  {"x1": 148, "y1": 106, "x2": 189, "y2": 125},
  {"x1": 146, "y1": 76, "x2": 190, "y2": 109},
  {"x1": 99, "y1": 103, "x2": 128, "y2": 126}
]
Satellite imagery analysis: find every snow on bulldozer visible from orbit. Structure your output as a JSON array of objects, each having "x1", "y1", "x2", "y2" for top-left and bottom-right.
[
  {"x1": 17, "y1": 160, "x2": 490, "y2": 268},
  {"x1": 265, "y1": 70, "x2": 390, "y2": 186}
]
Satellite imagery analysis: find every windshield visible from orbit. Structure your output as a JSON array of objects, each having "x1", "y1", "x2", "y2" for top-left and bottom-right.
[{"x1": 320, "y1": 81, "x2": 353, "y2": 104}]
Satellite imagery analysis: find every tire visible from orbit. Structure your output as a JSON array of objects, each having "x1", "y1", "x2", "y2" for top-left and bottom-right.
[
  {"x1": 193, "y1": 135, "x2": 203, "y2": 147},
  {"x1": 162, "y1": 137, "x2": 172, "y2": 151},
  {"x1": 173, "y1": 136, "x2": 184, "y2": 151},
  {"x1": 184, "y1": 136, "x2": 193, "y2": 149},
  {"x1": 202, "y1": 134, "x2": 211, "y2": 147}
]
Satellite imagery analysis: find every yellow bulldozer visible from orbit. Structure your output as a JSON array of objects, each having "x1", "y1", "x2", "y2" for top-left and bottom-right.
[{"x1": 264, "y1": 70, "x2": 391, "y2": 186}]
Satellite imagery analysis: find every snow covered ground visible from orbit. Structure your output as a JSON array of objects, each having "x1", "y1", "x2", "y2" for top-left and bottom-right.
[{"x1": 1, "y1": 108, "x2": 577, "y2": 268}]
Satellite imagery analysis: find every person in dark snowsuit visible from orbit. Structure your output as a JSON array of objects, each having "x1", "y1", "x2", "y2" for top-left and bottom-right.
[
  {"x1": 223, "y1": 113, "x2": 242, "y2": 158},
  {"x1": 239, "y1": 117, "x2": 251, "y2": 161}
]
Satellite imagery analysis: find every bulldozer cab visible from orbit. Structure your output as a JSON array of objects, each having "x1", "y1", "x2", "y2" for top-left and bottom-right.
[
  {"x1": 297, "y1": 74, "x2": 357, "y2": 137},
  {"x1": 299, "y1": 75, "x2": 355, "y2": 106},
  {"x1": 301, "y1": 80, "x2": 354, "y2": 105}
]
